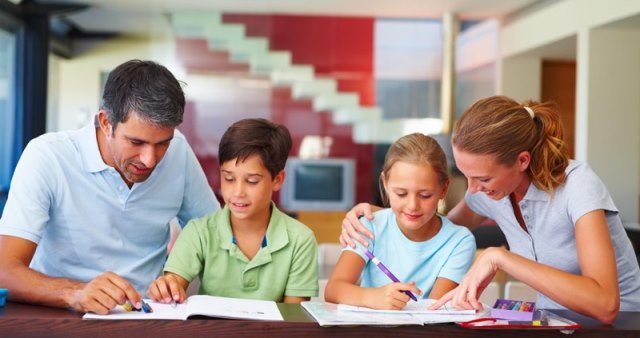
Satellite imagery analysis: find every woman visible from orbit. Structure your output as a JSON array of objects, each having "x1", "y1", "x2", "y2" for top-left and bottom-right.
[{"x1": 340, "y1": 95, "x2": 640, "y2": 324}]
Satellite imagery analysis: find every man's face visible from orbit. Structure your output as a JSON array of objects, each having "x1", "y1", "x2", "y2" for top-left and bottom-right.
[{"x1": 98, "y1": 111, "x2": 175, "y2": 186}]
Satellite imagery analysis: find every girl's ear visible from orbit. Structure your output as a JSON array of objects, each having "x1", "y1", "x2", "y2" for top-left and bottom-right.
[
  {"x1": 440, "y1": 177, "x2": 451, "y2": 199},
  {"x1": 380, "y1": 172, "x2": 388, "y2": 190},
  {"x1": 272, "y1": 169, "x2": 286, "y2": 192}
]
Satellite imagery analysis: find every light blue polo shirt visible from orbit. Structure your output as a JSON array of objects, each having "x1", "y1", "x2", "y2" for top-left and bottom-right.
[
  {"x1": 346, "y1": 209, "x2": 476, "y2": 297},
  {"x1": 0, "y1": 122, "x2": 219, "y2": 293},
  {"x1": 466, "y1": 160, "x2": 640, "y2": 310}
]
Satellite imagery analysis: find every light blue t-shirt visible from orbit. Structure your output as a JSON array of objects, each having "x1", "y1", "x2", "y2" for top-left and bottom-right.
[
  {"x1": 346, "y1": 209, "x2": 476, "y2": 297},
  {"x1": 0, "y1": 123, "x2": 220, "y2": 293},
  {"x1": 466, "y1": 160, "x2": 640, "y2": 310}
]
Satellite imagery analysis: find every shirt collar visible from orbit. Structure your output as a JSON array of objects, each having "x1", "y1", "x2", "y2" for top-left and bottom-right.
[
  {"x1": 522, "y1": 181, "x2": 550, "y2": 202},
  {"x1": 218, "y1": 202, "x2": 289, "y2": 253},
  {"x1": 78, "y1": 121, "x2": 110, "y2": 173}
]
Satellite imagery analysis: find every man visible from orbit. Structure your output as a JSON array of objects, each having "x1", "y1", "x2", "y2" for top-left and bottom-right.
[{"x1": 0, "y1": 60, "x2": 219, "y2": 314}]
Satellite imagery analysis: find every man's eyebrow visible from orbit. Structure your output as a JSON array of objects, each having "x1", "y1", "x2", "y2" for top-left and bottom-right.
[{"x1": 125, "y1": 135, "x2": 174, "y2": 144}]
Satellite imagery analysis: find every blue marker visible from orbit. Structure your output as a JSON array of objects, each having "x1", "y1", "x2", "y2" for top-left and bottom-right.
[
  {"x1": 365, "y1": 250, "x2": 418, "y2": 301},
  {"x1": 140, "y1": 299, "x2": 154, "y2": 313}
]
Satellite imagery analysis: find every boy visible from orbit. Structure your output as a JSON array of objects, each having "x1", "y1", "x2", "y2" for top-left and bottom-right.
[{"x1": 147, "y1": 118, "x2": 318, "y2": 304}]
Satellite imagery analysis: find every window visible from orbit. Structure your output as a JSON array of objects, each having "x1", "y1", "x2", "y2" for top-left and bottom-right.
[{"x1": 0, "y1": 27, "x2": 16, "y2": 210}]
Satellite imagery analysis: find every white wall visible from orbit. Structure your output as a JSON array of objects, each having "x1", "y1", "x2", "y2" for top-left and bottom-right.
[
  {"x1": 499, "y1": 56, "x2": 541, "y2": 102},
  {"x1": 55, "y1": 36, "x2": 154, "y2": 131},
  {"x1": 52, "y1": 15, "x2": 177, "y2": 131},
  {"x1": 501, "y1": 0, "x2": 640, "y2": 59},
  {"x1": 499, "y1": 0, "x2": 640, "y2": 221},
  {"x1": 584, "y1": 27, "x2": 640, "y2": 223}
]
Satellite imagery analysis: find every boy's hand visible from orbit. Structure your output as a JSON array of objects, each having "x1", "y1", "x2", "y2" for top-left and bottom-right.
[
  {"x1": 365, "y1": 282, "x2": 422, "y2": 310},
  {"x1": 340, "y1": 203, "x2": 376, "y2": 248},
  {"x1": 146, "y1": 273, "x2": 187, "y2": 304}
]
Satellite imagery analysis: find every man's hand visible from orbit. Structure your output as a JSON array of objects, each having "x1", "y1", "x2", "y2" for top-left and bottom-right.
[{"x1": 70, "y1": 271, "x2": 141, "y2": 314}]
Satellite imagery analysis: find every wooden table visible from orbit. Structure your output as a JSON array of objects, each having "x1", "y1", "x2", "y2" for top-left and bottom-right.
[{"x1": 1, "y1": 301, "x2": 639, "y2": 338}]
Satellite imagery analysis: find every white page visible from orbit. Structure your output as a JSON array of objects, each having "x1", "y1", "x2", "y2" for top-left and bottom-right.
[
  {"x1": 336, "y1": 299, "x2": 490, "y2": 324},
  {"x1": 83, "y1": 296, "x2": 283, "y2": 321},
  {"x1": 186, "y1": 295, "x2": 283, "y2": 321},
  {"x1": 301, "y1": 301, "x2": 423, "y2": 326},
  {"x1": 337, "y1": 299, "x2": 479, "y2": 315}
]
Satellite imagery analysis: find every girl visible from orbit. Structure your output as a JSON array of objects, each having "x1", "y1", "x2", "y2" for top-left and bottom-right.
[{"x1": 324, "y1": 133, "x2": 476, "y2": 310}]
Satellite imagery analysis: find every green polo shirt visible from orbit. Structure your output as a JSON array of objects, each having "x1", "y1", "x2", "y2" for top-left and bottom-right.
[{"x1": 164, "y1": 203, "x2": 318, "y2": 301}]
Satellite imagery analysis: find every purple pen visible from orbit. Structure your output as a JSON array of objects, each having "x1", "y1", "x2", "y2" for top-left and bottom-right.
[{"x1": 364, "y1": 250, "x2": 418, "y2": 301}]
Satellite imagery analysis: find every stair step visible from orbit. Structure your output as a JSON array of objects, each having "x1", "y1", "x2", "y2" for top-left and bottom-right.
[
  {"x1": 270, "y1": 65, "x2": 315, "y2": 85},
  {"x1": 228, "y1": 37, "x2": 270, "y2": 63},
  {"x1": 332, "y1": 107, "x2": 382, "y2": 125},
  {"x1": 292, "y1": 79, "x2": 338, "y2": 99},
  {"x1": 205, "y1": 23, "x2": 246, "y2": 50},
  {"x1": 313, "y1": 93, "x2": 360, "y2": 111},
  {"x1": 352, "y1": 118, "x2": 443, "y2": 143},
  {"x1": 251, "y1": 51, "x2": 292, "y2": 74},
  {"x1": 171, "y1": 12, "x2": 222, "y2": 38}
]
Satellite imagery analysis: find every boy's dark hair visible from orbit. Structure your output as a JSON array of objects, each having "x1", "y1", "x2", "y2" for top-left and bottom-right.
[
  {"x1": 100, "y1": 59, "x2": 185, "y2": 131},
  {"x1": 218, "y1": 118, "x2": 292, "y2": 178}
]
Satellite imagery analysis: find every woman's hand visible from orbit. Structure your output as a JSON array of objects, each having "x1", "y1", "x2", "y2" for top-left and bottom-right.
[
  {"x1": 429, "y1": 247, "x2": 503, "y2": 312},
  {"x1": 339, "y1": 203, "x2": 377, "y2": 248}
]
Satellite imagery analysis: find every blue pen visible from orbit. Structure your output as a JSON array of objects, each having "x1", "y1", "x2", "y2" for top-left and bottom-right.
[{"x1": 365, "y1": 250, "x2": 418, "y2": 301}]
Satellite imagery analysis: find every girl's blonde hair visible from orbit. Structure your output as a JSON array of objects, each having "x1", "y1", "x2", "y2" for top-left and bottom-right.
[
  {"x1": 379, "y1": 133, "x2": 450, "y2": 207},
  {"x1": 452, "y1": 95, "x2": 569, "y2": 193}
]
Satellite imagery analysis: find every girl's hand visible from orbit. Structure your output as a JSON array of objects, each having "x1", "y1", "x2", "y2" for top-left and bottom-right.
[{"x1": 365, "y1": 282, "x2": 422, "y2": 310}]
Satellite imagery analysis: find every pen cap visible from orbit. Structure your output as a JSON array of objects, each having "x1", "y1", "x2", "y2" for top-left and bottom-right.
[{"x1": 0, "y1": 288, "x2": 7, "y2": 307}]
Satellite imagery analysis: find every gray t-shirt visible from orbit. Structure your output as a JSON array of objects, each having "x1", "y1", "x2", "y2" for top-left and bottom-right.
[{"x1": 466, "y1": 160, "x2": 640, "y2": 310}]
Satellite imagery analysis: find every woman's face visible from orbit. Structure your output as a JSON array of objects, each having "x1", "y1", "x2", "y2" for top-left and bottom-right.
[{"x1": 452, "y1": 147, "x2": 531, "y2": 200}]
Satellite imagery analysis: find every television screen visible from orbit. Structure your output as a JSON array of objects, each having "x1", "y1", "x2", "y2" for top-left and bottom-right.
[
  {"x1": 280, "y1": 158, "x2": 355, "y2": 211},
  {"x1": 294, "y1": 165, "x2": 343, "y2": 201}
]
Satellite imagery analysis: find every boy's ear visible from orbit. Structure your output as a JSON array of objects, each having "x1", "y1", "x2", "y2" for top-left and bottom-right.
[{"x1": 271, "y1": 169, "x2": 286, "y2": 192}]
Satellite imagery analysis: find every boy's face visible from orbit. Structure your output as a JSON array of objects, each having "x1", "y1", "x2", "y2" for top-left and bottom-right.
[{"x1": 220, "y1": 154, "x2": 285, "y2": 223}]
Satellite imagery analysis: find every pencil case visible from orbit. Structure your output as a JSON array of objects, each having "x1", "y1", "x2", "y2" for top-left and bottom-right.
[{"x1": 491, "y1": 298, "x2": 535, "y2": 321}]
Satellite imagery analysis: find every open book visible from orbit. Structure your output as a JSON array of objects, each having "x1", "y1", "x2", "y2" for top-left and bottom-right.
[
  {"x1": 302, "y1": 299, "x2": 489, "y2": 326},
  {"x1": 83, "y1": 295, "x2": 283, "y2": 321}
]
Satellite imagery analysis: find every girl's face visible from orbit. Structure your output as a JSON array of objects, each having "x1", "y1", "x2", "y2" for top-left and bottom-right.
[
  {"x1": 452, "y1": 146, "x2": 531, "y2": 201},
  {"x1": 383, "y1": 161, "x2": 448, "y2": 241}
]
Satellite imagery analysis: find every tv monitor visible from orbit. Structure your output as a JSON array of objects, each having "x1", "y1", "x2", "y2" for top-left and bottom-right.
[{"x1": 280, "y1": 158, "x2": 355, "y2": 211}]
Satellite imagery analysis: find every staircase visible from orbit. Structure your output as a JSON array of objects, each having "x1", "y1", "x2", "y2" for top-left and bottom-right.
[{"x1": 170, "y1": 12, "x2": 443, "y2": 143}]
